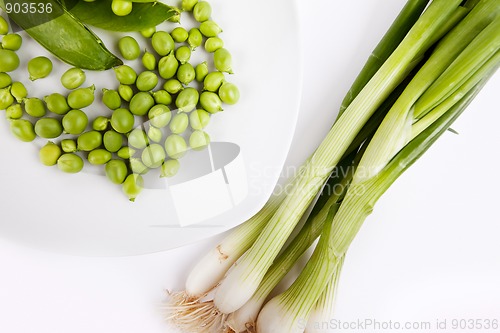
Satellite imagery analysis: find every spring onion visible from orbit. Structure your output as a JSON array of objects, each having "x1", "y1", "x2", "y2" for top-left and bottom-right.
[
  {"x1": 165, "y1": 1, "x2": 499, "y2": 332},
  {"x1": 166, "y1": 0, "x2": 428, "y2": 310},
  {"x1": 256, "y1": 4, "x2": 499, "y2": 332},
  {"x1": 214, "y1": 0, "x2": 463, "y2": 315}
]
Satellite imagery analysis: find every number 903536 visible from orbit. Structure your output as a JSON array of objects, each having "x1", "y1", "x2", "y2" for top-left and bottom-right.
[{"x1": 5, "y1": 2, "x2": 53, "y2": 14}]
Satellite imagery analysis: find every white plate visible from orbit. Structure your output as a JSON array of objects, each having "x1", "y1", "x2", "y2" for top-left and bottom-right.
[{"x1": 0, "y1": 0, "x2": 301, "y2": 256}]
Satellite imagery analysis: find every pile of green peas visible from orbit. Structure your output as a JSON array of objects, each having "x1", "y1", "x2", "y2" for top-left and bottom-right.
[{"x1": 1, "y1": 1, "x2": 240, "y2": 202}]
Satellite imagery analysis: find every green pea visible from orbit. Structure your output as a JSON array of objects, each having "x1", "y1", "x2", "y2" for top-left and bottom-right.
[
  {"x1": 24, "y1": 97, "x2": 46, "y2": 118},
  {"x1": 61, "y1": 68, "x2": 86, "y2": 90},
  {"x1": 147, "y1": 126, "x2": 162, "y2": 143},
  {"x1": 6, "y1": 104, "x2": 23, "y2": 119},
  {"x1": 61, "y1": 139, "x2": 77, "y2": 153},
  {"x1": 148, "y1": 104, "x2": 171, "y2": 128},
  {"x1": 28, "y1": 56, "x2": 53, "y2": 81},
  {"x1": 44, "y1": 93, "x2": 70, "y2": 115},
  {"x1": 219, "y1": 82, "x2": 240, "y2": 105},
  {"x1": 0, "y1": 49, "x2": 20, "y2": 72},
  {"x1": 129, "y1": 91, "x2": 155, "y2": 116},
  {"x1": 0, "y1": 16, "x2": 9, "y2": 35},
  {"x1": 117, "y1": 146, "x2": 136, "y2": 159},
  {"x1": 0, "y1": 73, "x2": 12, "y2": 88},
  {"x1": 105, "y1": 159, "x2": 128, "y2": 184},
  {"x1": 9, "y1": 82, "x2": 27, "y2": 103},
  {"x1": 175, "y1": 46, "x2": 191, "y2": 65},
  {"x1": 88, "y1": 149, "x2": 112, "y2": 165},
  {"x1": 140, "y1": 27, "x2": 156, "y2": 38},
  {"x1": 163, "y1": 79, "x2": 183, "y2": 94},
  {"x1": 158, "y1": 52, "x2": 179, "y2": 80},
  {"x1": 10, "y1": 119, "x2": 36, "y2": 142},
  {"x1": 169, "y1": 113, "x2": 189, "y2": 134},
  {"x1": 200, "y1": 20, "x2": 222, "y2": 38},
  {"x1": 111, "y1": 108, "x2": 135, "y2": 134},
  {"x1": 189, "y1": 109, "x2": 210, "y2": 130},
  {"x1": 160, "y1": 159, "x2": 180, "y2": 178},
  {"x1": 122, "y1": 174, "x2": 144, "y2": 202},
  {"x1": 214, "y1": 48, "x2": 233, "y2": 73},
  {"x1": 0, "y1": 87, "x2": 14, "y2": 110},
  {"x1": 164, "y1": 134, "x2": 187, "y2": 159},
  {"x1": 35, "y1": 118, "x2": 63, "y2": 139},
  {"x1": 181, "y1": 0, "x2": 198, "y2": 11},
  {"x1": 175, "y1": 87, "x2": 199, "y2": 112},
  {"x1": 1, "y1": 33, "x2": 22, "y2": 51},
  {"x1": 111, "y1": 0, "x2": 133, "y2": 16},
  {"x1": 200, "y1": 91, "x2": 223, "y2": 113},
  {"x1": 103, "y1": 130, "x2": 123, "y2": 152},
  {"x1": 114, "y1": 65, "x2": 137, "y2": 85},
  {"x1": 203, "y1": 71, "x2": 225, "y2": 92},
  {"x1": 151, "y1": 31, "x2": 175, "y2": 56},
  {"x1": 188, "y1": 28, "x2": 202, "y2": 50},
  {"x1": 68, "y1": 85, "x2": 95, "y2": 109},
  {"x1": 136, "y1": 71, "x2": 158, "y2": 91},
  {"x1": 57, "y1": 153, "x2": 84, "y2": 174},
  {"x1": 129, "y1": 158, "x2": 149, "y2": 175},
  {"x1": 189, "y1": 130, "x2": 210, "y2": 150},
  {"x1": 77, "y1": 131, "x2": 103, "y2": 151},
  {"x1": 195, "y1": 62, "x2": 209, "y2": 82},
  {"x1": 171, "y1": 27, "x2": 189, "y2": 43},
  {"x1": 193, "y1": 1, "x2": 212, "y2": 22},
  {"x1": 118, "y1": 84, "x2": 134, "y2": 102},
  {"x1": 142, "y1": 143, "x2": 166, "y2": 168},
  {"x1": 93, "y1": 116, "x2": 109, "y2": 131},
  {"x1": 102, "y1": 89, "x2": 122, "y2": 110},
  {"x1": 118, "y1": 36, "x2": 140, "y2": 60},
  {"x1": 62, "y1": 109, "x2": 88, "y2": 135},
  {"x1": 142, "y1": 51, "x2": 157, "y2": 71},
  {"x1": 152, "y1": 90, "x2": 172, "y2": 105},
  {"x1": 177, "y1": 63, "x2": 195, "y2": 85},
  {"x1": 127, "y1": 128, "x2": 149, "y2": 149},
  {"x1": 39, "y1": 142, "x2": 62, "y2": 166},
  {"x1": 204, "y1": 37, "x2": 224, "y2": 53}
]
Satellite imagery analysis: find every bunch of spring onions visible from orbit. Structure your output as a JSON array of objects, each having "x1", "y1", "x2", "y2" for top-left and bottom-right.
[{"x1": 164, "y1": 0, "x2": 500, "y2": 332}]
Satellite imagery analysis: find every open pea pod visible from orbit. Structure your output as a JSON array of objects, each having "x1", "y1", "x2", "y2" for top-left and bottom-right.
[
  {"x1": 0, "y1": 0, "x2": 122, "y2": 70},
  {"x1": 62, "y1": 0, "x2": 180, "y2": 32}
]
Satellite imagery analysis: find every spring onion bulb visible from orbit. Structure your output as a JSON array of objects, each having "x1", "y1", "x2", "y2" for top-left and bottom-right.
[
  {"x1": 164, "y1": 173, "x2": 308, "y2": 331},
  {"x1": 214, "y1": 0, "x2": 462, "y2": 315},
  {"x1": 185, "y1": 192, "x2": 286, "y2": 298},
  {"x1": 163, "y1": 190, "x2": 286, "y2": 332}
]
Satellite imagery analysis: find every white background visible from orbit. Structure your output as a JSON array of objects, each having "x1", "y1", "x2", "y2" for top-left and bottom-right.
[{"x1": 1, "y1": 1, "x2": 500, "y2": 333}]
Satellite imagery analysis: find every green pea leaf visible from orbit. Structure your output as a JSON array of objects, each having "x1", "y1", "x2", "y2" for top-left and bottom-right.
[
  {"x1": 0, "y1": 0, "x2": 122, "y2": 70},
  {"x1": 62, "y1": 0, "x2": 181, "y2": 32}
]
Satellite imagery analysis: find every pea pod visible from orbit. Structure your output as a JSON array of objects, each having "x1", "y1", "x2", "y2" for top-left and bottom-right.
[
  {"x1": 1, "y1": 0, "x2": 122, "y2": 70},
  {"x1": 64, "y1": 0, "x2": 180, "y2": 32}
]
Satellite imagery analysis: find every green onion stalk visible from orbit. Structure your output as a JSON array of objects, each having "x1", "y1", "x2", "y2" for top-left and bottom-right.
[
  {"x1": 224, "y1": 65, "x2": 422, "y2": 332},
  {"x1": 256, "y1": 5, "x2": 500, "y2": 333},
  {"x1": 214, "y1": 0, "x2": 463, "y2": 315},
  {"x1": 164, "y1": 1, "x2": 452, "y2": 331},
  {"x1": 165, "y1": 0, "x2": 429, "y2": 313},
  {"x1": 168, "y1": 73, "x2": 415, "y2": 332},
  {"x1": 305, "y1": 255, "x2": 345, "y2": 333},
  {"x1": 224, "y1": 154, "x2": 356, "y2": 333}
]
